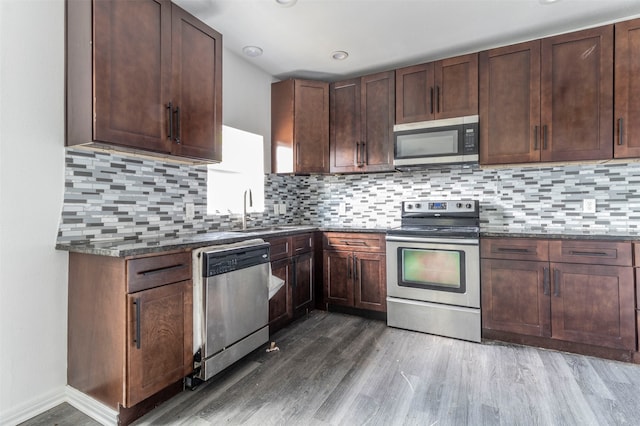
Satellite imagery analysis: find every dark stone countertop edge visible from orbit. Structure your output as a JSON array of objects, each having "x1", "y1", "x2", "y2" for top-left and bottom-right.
[
  {"x1": 55, "y1": 226, "x2": 390, "y2": 258},
  {"x1": 481, "y1": 231, "x2": 640, "y2": 242},
  {"x1": 56, "y1": 226, "x2": 640, "y2": 257}
]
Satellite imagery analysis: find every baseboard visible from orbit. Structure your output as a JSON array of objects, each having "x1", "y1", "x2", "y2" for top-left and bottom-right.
[
  {"x1": 1, "y1": 387, "x2": 65, "y2": 426},
  {"x1": 65, "y1": 386, "x2": 118, "y2": 426}
]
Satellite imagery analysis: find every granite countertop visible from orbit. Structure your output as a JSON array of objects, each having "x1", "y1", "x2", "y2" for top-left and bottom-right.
[
  {"x1": 57, "y1": 224, "x2": 640, "y2": 258},
  {"x1": 55, "y1": 225, "x2": 390, "y2": 257},
  {"x1": 481, "y1": 229, "x2": 640, "y2": 242}
]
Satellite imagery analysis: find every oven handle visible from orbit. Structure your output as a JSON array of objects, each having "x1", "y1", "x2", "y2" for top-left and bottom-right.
[{"x1": 385, "y1": 235, "x2": 479, "y2": 245}]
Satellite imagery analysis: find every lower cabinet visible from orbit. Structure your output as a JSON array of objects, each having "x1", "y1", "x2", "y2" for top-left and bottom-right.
[
  {"x1": 481, "y1": 238, "x2": 636, "y2": 352},
  {"x1": 68, "y1": 250, "x2": 193, "y2": 415},
  {"x1": 266, "y1": 233, "x2": 314, "y2": 334},
  {"x1": 323, "y1": 232, "x2": 387, "y2": 312}
]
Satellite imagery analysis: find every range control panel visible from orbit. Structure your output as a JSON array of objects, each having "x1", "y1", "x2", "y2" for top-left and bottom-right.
[{"x1": 402, "y1": 200, "x2": 478, "y2": 215}]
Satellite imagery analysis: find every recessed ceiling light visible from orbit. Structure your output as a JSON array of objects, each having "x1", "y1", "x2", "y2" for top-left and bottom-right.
[
  {"x1": 242, "y1": 46, "x2": 263, "y2": 58},
  {"x1": 275, "y1": 0, "x2": 297, "y2": 7},
  {"x1": 331, "y1": 51, "x2": 349, "y2": 61}
]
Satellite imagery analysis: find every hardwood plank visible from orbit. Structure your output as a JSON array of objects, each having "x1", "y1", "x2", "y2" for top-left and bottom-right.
[{"x1": 20, "y1": 311, "x2": 640, "y2": 426}]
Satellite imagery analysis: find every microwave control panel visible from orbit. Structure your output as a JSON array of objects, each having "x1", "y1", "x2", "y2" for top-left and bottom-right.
[{"x1": 463, "y1": 123, "x2": 479, "y2": 154}]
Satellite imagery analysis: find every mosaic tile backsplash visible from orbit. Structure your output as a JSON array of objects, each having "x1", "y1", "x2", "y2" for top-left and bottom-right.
[{"x1": 57, "y1": 148, "x2": 640, "y2": 243}]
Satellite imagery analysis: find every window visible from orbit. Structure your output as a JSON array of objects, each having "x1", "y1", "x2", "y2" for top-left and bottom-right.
[{"x1": 207, "y1": 126, "x2": 264, "y2": 215}]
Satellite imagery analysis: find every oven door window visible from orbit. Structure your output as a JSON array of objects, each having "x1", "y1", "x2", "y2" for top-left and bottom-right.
[{"x1": 398, "y1": 247, "x2": 466, "y2": 293}]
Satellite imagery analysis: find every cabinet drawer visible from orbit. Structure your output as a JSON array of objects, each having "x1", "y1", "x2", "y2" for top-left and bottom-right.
[
  {"x1": 292, "y1": 233, "x2": 313, "y2": 255},
  {"x1": 481, "y1": 238, "x2": 548, "y2": 261},
  {"x1": 127, "y1": 252, "x2": 192, "y2": 293},
  {"x1": 267, "y1": 237, "x2": 291, "y2": 261},
  {"x1": 549, "y1": 240, "x2": 632, "y2": 266},
  {"x1": 323, "y1": 232, "x2": 385, "y2": 252}
]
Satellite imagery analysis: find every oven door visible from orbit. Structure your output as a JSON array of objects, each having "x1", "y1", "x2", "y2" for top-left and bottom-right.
[{"x1": 386, "y1": 235, "x2": 479, "y2": 308}]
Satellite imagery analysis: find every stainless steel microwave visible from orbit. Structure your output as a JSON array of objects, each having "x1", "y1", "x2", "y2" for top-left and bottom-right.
[{"x1": 393, "y1": 115, "x2": 479, "y2": 169}]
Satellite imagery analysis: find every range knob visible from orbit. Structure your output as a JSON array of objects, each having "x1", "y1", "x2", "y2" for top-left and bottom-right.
[
  {"x1": 415, "y1": 203, "x2": 421, "y2": 209},
  {"x1": 466, "y1": 203, "x2": 472, "y2": 209},
  {"x1": 406, "y1": 204, "x2": 413, "y2": 210},
  {"x1": 456, "y1": 203, "x2": 462, "y2": 208}
]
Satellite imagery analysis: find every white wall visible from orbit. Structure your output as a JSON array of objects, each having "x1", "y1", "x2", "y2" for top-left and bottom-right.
[
  {"x1": 221, "y1": 49, "x2": 274, "y2": 172},
  {"x1": 0, "y1": 0, "x2": 68, "y2": 424}
]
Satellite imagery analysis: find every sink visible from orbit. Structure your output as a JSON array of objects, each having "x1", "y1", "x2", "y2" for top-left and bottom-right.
[{"x1": 238, "y1": 226, "x2": 296, "y2": 233}]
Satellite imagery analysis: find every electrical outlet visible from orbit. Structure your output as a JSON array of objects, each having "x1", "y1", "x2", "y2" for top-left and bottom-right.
[
  {"x1": 339, "y1": 202, "x2": 347, "y2": 215},
  {"x1": 185, "y1": 202, "x2": 195, "y2": 220},
  {"x1": 583, "y1": 199, "x2": 596, "y2": 213},
  {"x1": 279, "y1": 203, "x2": 287, "y2": 215},
  {"x1": 273, "y1": 205, "x2": 279, "y2": 215}
]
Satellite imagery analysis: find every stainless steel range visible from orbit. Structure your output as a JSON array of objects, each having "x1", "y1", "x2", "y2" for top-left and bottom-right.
[{"x1": 386, "y1": 200, "x2": 481, "y2": 342}]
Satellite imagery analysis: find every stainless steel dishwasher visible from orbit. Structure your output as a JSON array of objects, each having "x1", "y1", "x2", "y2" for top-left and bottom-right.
[{"x1": 195, "y1": 241, "x2": 270, "y2": 382}]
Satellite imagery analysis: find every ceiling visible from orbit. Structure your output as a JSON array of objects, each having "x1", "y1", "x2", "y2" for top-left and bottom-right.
[{"x1": 173, "y1": 0, "x2": 640, "y2": 81}]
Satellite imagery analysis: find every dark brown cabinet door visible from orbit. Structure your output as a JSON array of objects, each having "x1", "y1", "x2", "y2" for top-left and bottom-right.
[
  {"x1": 550, "y1": 263, "x2": 635, "y2": 350},
  {"x1": 614, "y1": 18, "x2": 640, "y2": 158},
  {"x1": 269, "y1": 259, "x2": 292, "y2": 333},
  {"x1": 434, "y1": 53, "x2": 478, "y2": 119},
  {"x1": 353, "y1": 253, "x2": 386, "y2": 312},
  {"x1": 295, "y1": 80, "x2": 329, "y2": 173},
  {"x1": 360, "y1": 71, "x2": 395, "y2": 172},
  {"x1": 127, "y1": 280, "x2": 192, "y2": 407},
  {"x1": 170, "y1": 5, "x2": 222, "y2": 161},
  {"x1": 330, "y1": 79, "x2": 361, "y2": 173},
  {"x1": 480, "y1": 41, "x2": 541, "y2": 165},
  {"x1": 395, "y1": 62, "x2": 435, "y2": 124},
  {"x1": 271, "y1": 80, "x2": 329, "y2": 174},
  {"x1": 541, "y1": 25, "x2": 613, "y2": 162},
  {"x1": 481, "y1": 259, "x2": 551, "y2": 337},
  {"x1": 93, "y1": 0, "x2": 172, "y2": 153},
  {"x1": 323, "y1": 251, "x2": 354, "y2": 307},
  {"x1": 292, "y1": 252, "x2": 314, "y2": 318}
]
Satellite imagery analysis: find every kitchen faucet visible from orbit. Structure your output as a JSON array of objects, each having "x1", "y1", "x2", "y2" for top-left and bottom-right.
[{"x1": 243, "y1": 189, "x2": 252, "y2": 230}]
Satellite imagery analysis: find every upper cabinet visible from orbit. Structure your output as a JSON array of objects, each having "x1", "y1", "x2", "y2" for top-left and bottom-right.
[
  {"x1": 330, "y1": 71, "x2": 395, "y2": 173},
  {"x1": 395, "y1": 53, "x2": 478, "y2": 124},
  {"x1": 615, "y1": 18, "x2": 640, "y2": 159},
  {"x1": 66, "y1": 0, "x2": 222, "y2": 162},
  {"x1": 271, "y1": 79, "x2": 329, "y2": 174},
  {"x1": 480, "y1": 25, "x2": 613, "y2": 165}
]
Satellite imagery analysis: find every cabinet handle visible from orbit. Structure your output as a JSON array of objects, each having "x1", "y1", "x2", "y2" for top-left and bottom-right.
[
  {"x1": 340, "y1": 240, "x2": 367, "y2": 246},
  {"x1": 436, "y1": 86, "x2": 441, "y2": 113},
  {"x1": 533, "y1": 125, "x2": 539, "y2": 151},
  {"x1": 166, "y1": 102, "x2": 174, "y2": 140},
  {"x1": 361, "y1": 142, "x2": 367, "y2": 165},
  {"x1": 543, "y1": 267, "x2": 550, "y2": 296},
  {"x1": 140, "y1": 263, "x2": 187, "y2": 276},
  {"x1": 353, "y1": 255, "x2": 358, "y2": 281},
  {"x1": 618, "y1": 118, "x2": 624, "y2": 146},
  {"x1": 543, "y1": 125, "x2": 548, "y2": 150},
  {"x1": 174, "y1": 106, "x2": 181, "y2": 144},
  {"x1": 292, "y1": 258, "x2": 297, "y2": 287},
  {"x1": 133, "y1": 298, "x2": 141, "y2": 349},
  {"x1": 430, "y1": 87, "x2": 434, "y2": 114},
  {"x1": 496, "y1": 247, "x2": 530, "y2": 253},
  {"x1": 569, "y1": 250, "x2": 608, "y2": 257},
  {"x1": 553, "y1": 268, "x2": 560, "y2": 297},
  {"x1": 347, "y1": 255, "x2": 352, "y2": 279}
]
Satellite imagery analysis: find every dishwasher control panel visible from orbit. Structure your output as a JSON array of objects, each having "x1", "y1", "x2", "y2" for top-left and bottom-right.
[{"x1": 203, "y1": 243, "x2": 270, "y2": 277}]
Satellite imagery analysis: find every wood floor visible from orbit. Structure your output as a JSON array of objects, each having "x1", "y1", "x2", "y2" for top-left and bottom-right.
[{"x1": 21, "y1": 311, "x2": 640, "y2": 425}]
